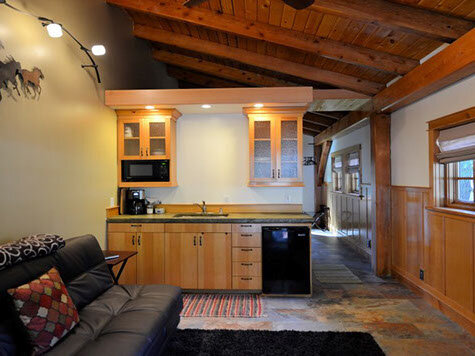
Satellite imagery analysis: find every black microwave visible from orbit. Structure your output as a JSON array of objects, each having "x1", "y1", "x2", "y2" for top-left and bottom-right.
[{"x1": 122, "y1": 160, "x2": 170, "y2": 182}]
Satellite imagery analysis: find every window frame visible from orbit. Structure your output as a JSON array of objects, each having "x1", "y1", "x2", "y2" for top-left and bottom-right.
[
  {"x1": 445, "y1": 160, "x2": 475, "y2": 211},
  {"x1": 330, "y1": 145, "x2": 362, "y2": 195}
]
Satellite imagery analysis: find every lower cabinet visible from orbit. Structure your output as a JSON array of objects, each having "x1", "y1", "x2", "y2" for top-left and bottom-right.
[
  {"x1": 107, "y1": 223, "x2": 165, "y2": 285},
  {"x1": 164, "y1": 232, "x2": 232, "y2": 289}
]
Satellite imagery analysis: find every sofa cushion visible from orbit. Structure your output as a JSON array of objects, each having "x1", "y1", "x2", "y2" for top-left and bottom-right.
[
  {"x1": 53, "y1": 235, "x2": 113, "y2": 310},
  {"x1": 46, "y1": 284, "x2": 182, "y2": 356}
]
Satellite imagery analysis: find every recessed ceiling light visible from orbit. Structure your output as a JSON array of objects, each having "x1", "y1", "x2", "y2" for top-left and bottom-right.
[
  {"x1": 145, "y1": 105, "x2": 155, "y2": 110},
  {"x1": 201, "y1": 104, "x2": 211, "y2": 109},
  {"x1": 254, "y1": 103, "x2": 264, "y2": 108}
]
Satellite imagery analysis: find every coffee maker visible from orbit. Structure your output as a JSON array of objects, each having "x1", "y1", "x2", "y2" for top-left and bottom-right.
[{"x1": 124, "y1": 189, "x2": 147, "y2": 215}]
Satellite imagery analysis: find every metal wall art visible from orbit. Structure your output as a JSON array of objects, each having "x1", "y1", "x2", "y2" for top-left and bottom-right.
[{"x1": 0, "y1": 45, "x2": 45, "y2": 102}]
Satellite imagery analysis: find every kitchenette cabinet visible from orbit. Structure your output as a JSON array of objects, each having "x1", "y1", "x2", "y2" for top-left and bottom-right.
[
  {"x1": 117, "y1": 109, "x2": 180, "y2": 187},
  {"x1": 244, "y1": 107, "x2": 306, "y2": 187},
  {"x1": 107, "y1": 223, "x2": 165, "y2": 285}
]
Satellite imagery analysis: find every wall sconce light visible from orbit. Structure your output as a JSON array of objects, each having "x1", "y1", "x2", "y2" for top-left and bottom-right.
[{"x1": 2, "y1": 0, "x2": 105, "y2": 83}]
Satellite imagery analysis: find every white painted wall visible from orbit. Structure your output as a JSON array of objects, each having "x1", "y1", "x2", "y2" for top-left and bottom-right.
[
  {"x1": 303, "y1": 134, "x2": 315, "y2": 214},
  {"x1": 145, "y1": 114, "x2": 305, "y2": 205},
  {"x1": 391, "y1": 75, "x2": 475, "y2": 187},
  {"x1": 324, "y1": 123, "x2": 371, "y2": 184}
]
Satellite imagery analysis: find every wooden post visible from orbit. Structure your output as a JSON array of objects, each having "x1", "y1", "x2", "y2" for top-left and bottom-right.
[{"x1": 370, "y1": 113, "x2": 391, "y2": 276}]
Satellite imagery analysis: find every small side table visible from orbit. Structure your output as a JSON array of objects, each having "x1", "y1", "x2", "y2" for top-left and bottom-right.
[{"x1": 103, "y1": 250, "x2": 137, "y2": 285}]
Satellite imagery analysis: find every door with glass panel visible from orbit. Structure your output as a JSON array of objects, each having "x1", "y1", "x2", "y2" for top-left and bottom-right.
[
  {"x1": 145, "y1": 118, "x2": 168, "y2": 159},
  {"x1": 250, "y1": 117, "x2": 276, "y2": 184},
  {"x1": 118, "y1": 119, "x2": 143, "y2": 160},
  {"x1": 276, "y1": 117, "x2": 303, "y2": 184}
]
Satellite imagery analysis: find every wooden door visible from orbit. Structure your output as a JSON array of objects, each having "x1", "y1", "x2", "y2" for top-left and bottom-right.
[
  {"x1": 165, "y1": 233, "x2": 198, "y2": 289},
  {"x1": 108, "y1": 232, "x2": 137, "y2": 284},
  {"x1": 276, "y1": 116, "x2": 303, "y2": 184},
  {"x1": 144, "y1": 118, "x2": 169, "y2": 160},
  {"x1": 198, "y1": 233, "x2": 232, "y2": 289},
  {"x1": 118, "y1": 119, "x2": 145, "y2": 160},
  {"x1": 249, "y1": 117, "x2": 276, "y2": 185},
  {"x1": 137, "y1": 232, "x2": 165, "y2": 285}
]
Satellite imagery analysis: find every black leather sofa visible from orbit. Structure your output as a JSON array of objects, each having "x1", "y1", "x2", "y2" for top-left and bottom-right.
[{"x1": 0, "y1": 235, "x2": 183, "y2": 355}]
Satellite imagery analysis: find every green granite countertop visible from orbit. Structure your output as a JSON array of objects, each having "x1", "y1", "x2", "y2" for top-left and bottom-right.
[{"x1": 107, "y1": 213, "x2": 313, "y2": 224}]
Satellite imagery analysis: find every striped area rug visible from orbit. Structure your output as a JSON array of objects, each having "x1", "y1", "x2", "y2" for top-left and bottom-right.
[{"x1": 180, "y1": 294, "x2": 263, "y2": 318}]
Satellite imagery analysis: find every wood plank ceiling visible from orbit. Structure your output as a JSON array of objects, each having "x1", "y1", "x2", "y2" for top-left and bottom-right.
[{"x1": 105, "y1": 0, "x2": 474, "y2": 135}]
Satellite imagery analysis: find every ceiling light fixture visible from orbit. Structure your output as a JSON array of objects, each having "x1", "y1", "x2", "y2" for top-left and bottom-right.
[
  {"x1": 46, "y1": 23, "x2": 63, "y2": 38},
  {"x1": 254, "y1": 103, "x2": 264, "y2": 108},
  {"x1": 145, "y1": 105, "x2": 155, "y2": 110},
  {"x1": 91, "y1": 45, "x2": 106, "y2": 56},
  {"x1": 201, "y1": 104, "x2": 211, "y2": 109},
  {"x1": 1, "y1": 0, "x2": 105, "y2": 83}
]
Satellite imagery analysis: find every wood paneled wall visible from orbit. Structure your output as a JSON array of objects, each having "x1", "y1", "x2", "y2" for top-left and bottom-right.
[
  {"x1": 391, "y1": 186, "x2": 475, "y2": 334},
  {"x1": 327, "y1": 183, "x2": 372, "y2": 256}
]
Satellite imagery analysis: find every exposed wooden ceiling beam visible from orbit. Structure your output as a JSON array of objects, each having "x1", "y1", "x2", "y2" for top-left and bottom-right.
[
  {"x1": 304, "y1": 112, "x2": 338, "y2": 127},
  {"x1": 313, "y1": 111, "x2": 347, "y2": 120},
  {"x1": 156, "y1": 50, "x2": 298, "y2": 87},
  {"x1": 313, "y1": 89, "x2": 370, "y2": 100},
  {"x1": 167, "y1": 66, "x2": 244, "y2": 88},
  {"x1": 374, "y1": 28, "x2": 475, "y2": 113},
  {"x1": 315, "y1": 111, "x2": 369, "y2": 145},
  {"x1": 106, "y1": 0, "x2": 418, "y2": 74},
  {"x1": 303, "y1": 120, "x2": 327, "y2": 132},
  {"x1": 309, "y1": 0, "x2": 474, "y2": 42},
  {"x1": 135, "y1": 26, "x2": 383, "y2": 95}
]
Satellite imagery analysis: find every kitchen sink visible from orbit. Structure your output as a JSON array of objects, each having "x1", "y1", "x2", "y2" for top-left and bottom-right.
[{"x1": 173, "y1": 213, "x2": 229, "y2": 217}]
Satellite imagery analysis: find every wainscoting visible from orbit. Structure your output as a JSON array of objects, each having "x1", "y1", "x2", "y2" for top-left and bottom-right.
[
  {"x1": 327, "y1": 183, "x2": 372, "y2": 257},
  {"x1": 391, "y1": 186, "x2": 475, "y2": 334}
]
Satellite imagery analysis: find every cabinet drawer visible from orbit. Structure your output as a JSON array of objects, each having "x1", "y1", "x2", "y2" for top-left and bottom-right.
[
  {"x1": 232, "y1": 224, "x2": 261, "y2": 233},
  {"x1": 232, "y1": 262, "x2": 261, "y2": 276},
  {"x1": 232, "y1": 276, "x2": 262, "y2": 290},
  {"x1": 232, "y1": 233, "x2": 261, "y2": 247},
  {"x1": 232, "y1": 248, "x2": 261, "y2": 262},
  {"x1": 140, "y1": 224, "x2": 165, "y2": 232},
  {"x1": 165, "y1": 224, "x2": 232, "y2": 233},
  {"x1": 108, "y1": 223, "x2": 142, "y2": 232}
]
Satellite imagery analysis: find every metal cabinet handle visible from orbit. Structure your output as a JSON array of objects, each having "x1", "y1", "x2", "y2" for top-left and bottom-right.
[
  {"x1": 146, "y1": 148, "x2": 149, "y2": 156},
  {"x1": 140, "y1": 148, "x2": 144, "y2": 156},
  {"x1": 132, "y1": 235, "x2": 135, "y2": 245},
  {"x1": 241, "y1": 263, "x2": 253, "y2": 266},
  {"x1": 193, "y1": 236, "x2": 196, "y2": 246},
  {"x1": 240, "y1": 225, "x2": 252, "y2": 227},
  {"x1": 241, "y1": 248, "x2": 253, "y2": 252},
  {"x1": 199, "y1": 236, "x2": 202, "y2": 246},
  {"x1": 278, "y1": 169, "x2": 281, "y2": 178},
  {"x1": 131, "y1": 224, "x2": 142, "y2": 227},
  {"x1": 241, "y1": 277, "x2": 252, "y2": 281},
  {"x1": 138, "y1": 234, "x2": 141, "y2": 246},
  {"x1": 272, "y1": 169, "x2": 275, "y2": 178},
  {"x1": 241, "y1": 234, "x2": 253, "y2": 237}
]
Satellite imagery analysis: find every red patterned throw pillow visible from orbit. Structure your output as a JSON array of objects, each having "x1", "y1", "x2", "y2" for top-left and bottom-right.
[{"x1": 7, "y1": 267, "x2": 80, "y2": 355}]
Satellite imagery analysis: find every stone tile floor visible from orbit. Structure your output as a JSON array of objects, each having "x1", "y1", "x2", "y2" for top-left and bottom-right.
[{"x1": 178, "y1": 234, "x2": 475, "y2": 355}]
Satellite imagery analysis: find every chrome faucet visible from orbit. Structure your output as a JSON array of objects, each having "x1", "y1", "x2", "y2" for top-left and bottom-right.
[{"x1": 195, "y1": 201, "x2": 207, "y2": 214}]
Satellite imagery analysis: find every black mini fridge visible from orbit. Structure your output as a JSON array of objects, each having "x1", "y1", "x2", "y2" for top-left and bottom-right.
[{"x1": 262, "y1": 226, "x2": 311, "y2": 295}]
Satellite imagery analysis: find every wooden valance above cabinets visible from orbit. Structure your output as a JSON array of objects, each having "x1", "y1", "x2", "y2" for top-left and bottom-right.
[
  {"x1": 244, "y1": 107, "x2": 307, "y2": 187},
  {"x1": 117, "y1": 109, "x2": 181, "y2": 188}
]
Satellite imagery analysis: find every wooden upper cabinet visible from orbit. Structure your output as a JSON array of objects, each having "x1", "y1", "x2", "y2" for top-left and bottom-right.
[
  {"x1": 245, "y1": 107, "x2": 305, "y2": 187},
  {"x1": 117, "y1": 109, "x2": 180, "y2": 187}
]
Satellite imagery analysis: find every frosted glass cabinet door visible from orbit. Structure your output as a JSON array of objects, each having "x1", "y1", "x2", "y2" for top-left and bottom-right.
[
  {"x1": 279, "y1": 119, "x2": 298, "y2": 179},
  {"x1": 252, "y1": 120, "x2": 274, "y2": 180},
  {"x1": 120, "y1": 121, "x2": 142, "y2": 159},
  {"x1": 148, "y1": 121, "x2": 167, "y2": 158}
]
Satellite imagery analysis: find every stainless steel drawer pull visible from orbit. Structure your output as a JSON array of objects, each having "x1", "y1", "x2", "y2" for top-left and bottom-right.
[
  {"x1": 241, "y1": 234, "x2": 253, "y2": 237},
  {"x1": 241, "y1": 277, "x2": 253, "y2": 281},
  {"x1": 131, "y1": 224, "x2": 142, "y2": 227},
  {"x1": 241, "y1": 263, "x2": 253, "y2": 266},
  {"x1": 241, "y1": 248, "x2": 253, "y2": 252},
  {"x1": 240, "y1": 225, "x2": 252, "y2": 227}
]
